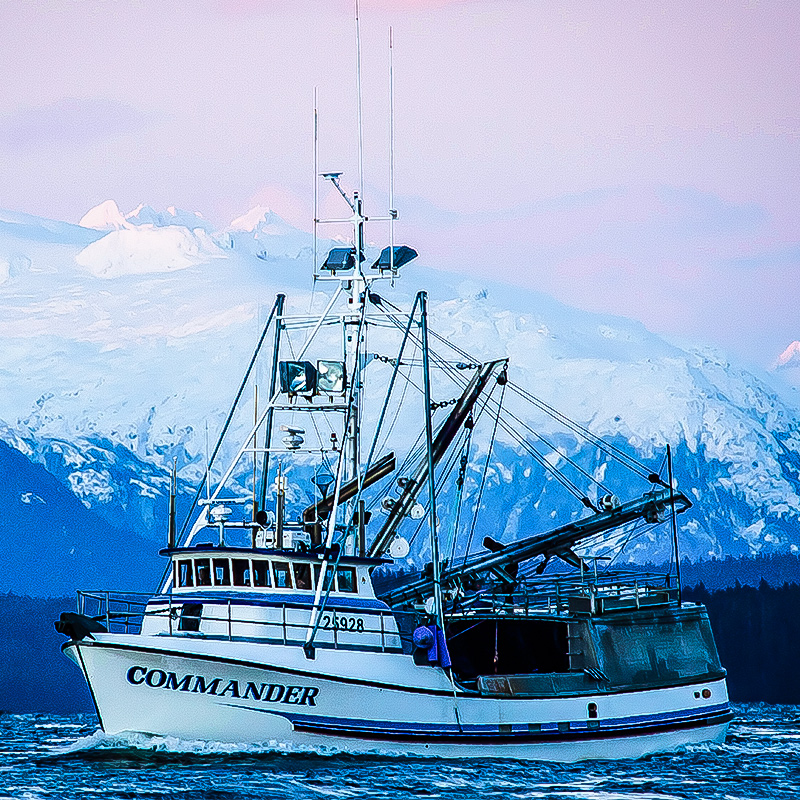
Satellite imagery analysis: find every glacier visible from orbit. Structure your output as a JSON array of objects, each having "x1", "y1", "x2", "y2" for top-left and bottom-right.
[{"x1": 1, "y1": 199, "x2": 799, "y2": 591}]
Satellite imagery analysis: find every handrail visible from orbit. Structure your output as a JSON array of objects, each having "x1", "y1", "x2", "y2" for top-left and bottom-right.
[{"x1": 78, "y1": 589, "x2": 402, "y2": 650}]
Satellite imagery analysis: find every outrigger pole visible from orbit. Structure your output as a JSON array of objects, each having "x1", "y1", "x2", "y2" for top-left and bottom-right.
[
  {"x1": 258, "y1": 293, "x2": 286, "y2": 514},
  {"x1": 175, "y1": 293, "x2": 284, "y2": 543}
]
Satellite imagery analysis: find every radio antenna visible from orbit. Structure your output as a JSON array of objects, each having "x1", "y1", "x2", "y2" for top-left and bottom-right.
[
  {"x1": 355, "y1": 0, "x2": 365, "y2": 198},
  {"x1": 389, "y1": 26, "x2": 396, "y2": 271},
  {"x1": 313, "y1": 86, "x2": 319, "y2": 284}
]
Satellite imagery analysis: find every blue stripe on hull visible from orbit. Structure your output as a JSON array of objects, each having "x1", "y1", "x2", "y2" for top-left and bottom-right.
[{"x1": 263, "y1": 703, "x2": 733, "y2": 744}]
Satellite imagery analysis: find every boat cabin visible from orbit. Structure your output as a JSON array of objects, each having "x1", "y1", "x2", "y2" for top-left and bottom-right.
[{"x1": 138, "y1": 545, "x2": 403, "y2": 654}]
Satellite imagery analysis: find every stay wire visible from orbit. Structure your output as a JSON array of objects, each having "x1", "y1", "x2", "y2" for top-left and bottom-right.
[
  {"x1": 461, "y1": 377, "x2": 506, "y2": 567},
  {"x1": 418, "y1": 316, "x2": 657, "y2": 481},
  {"x1": 373, "y1": 303, "x2": 593, "y2": 506},
  {"x1": 371, "y1": 305, "x2": 605, "y2": 497},
  {"x1": 178, "y1": 297, "x2": 281, "y2": 541}
]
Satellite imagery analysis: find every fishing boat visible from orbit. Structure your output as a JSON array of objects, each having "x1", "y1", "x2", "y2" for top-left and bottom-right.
[{"x1": 55, "y1": 25, "x2": 731, "y2": 762}]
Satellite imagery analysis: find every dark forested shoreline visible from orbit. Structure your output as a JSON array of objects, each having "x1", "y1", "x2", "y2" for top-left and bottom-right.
[
  {"x1": 684, "y1": 581, "x2": 800, "y2": 704},
  {"x1": 1, "y1": 595, "x2": 93, "y2": 713},
  {"x1": 4, "y1": 557, "x2": 800, "y2": 713}
]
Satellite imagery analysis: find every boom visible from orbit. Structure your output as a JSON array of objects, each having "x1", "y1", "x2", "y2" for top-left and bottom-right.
[{"x1": 379, "y1": 487, "x2": 691, "y2": 606}]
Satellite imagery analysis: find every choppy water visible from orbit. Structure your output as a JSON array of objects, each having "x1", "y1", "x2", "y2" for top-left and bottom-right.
[{"x1": 2, "y1": 704, "x2": 799, "y2": 799}]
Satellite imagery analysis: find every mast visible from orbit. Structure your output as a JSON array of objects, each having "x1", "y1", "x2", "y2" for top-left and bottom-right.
[
  {"x1": 667, "y1": 444, "x2": 683, "y2": 605},
  {"x1": 259, "y1": 294, "x2": 285, "y2": 511},
  {"x1": 420, "y1": 292, "x2": 444, "y2": 627}
]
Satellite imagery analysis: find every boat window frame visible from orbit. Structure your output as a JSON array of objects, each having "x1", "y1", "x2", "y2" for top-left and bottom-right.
[
  {"x1": 336, "y1": 565, "x2": 358, "y2": 594},
  {"x1": 272, "y1": 560, "x2": 293, "y2": 589},
  {"x1": 293, "y1": 562, "x2": 313, "y2": 591},
  {"x1": 314, "y1": 564, "x2": 336, "y2": 593},
  {"x1": 232, "y1": 558, "x2": 251, "y2": 587},
  {"x1": 252, "y1": 559, "x2": 272, "y2": 588},
  {"x1": 177, "y1": 559, "x2": 194, "y2": 588},
  {"x1": 195, "y1": 558, "x2": 212, "y2": 587},
  {"x1": 213, "y1": 557, "x2": 231, "y2": 587},
  {"x1": 178, "y1": 602, "x2": 203, "y2": 633}
]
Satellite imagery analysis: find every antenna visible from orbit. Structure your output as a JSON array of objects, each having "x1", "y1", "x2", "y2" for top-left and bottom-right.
[
  {"x1": 204, "y1": 421, "x2": 211, "y2": 502},
  {"x1": 355, "y1": 0, "x2": 365, "y2": 199},
  {"x1": 313, "y1": 12, "x2": 415, "y2": 287},
  {"x1": 389, "y1": 26, "x2": 396, "y2": 272},
  {"x1": 167, "y1": 457, "x2": 177, "y2": 549},
  {"x1": 313, "y1": 86, "x2": 319, "y2": 281}
]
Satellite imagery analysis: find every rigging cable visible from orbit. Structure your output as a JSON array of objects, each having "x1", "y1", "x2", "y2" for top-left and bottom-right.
[
  {"x1": 370, "y1": 302, "x2": 599, "y2": 505},
  {"x1": 178, "y1": 297, "x2": 282, "y2": 541},
  {"x1": 461, "y1": 372, "x2": 507, "y2": 566},
  {"x1": 414, "y1": 318, "x2": 660, "y2": 482}
]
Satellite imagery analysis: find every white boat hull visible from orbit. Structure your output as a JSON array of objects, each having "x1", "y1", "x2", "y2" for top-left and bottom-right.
[{"x1": 65, "y1": 634, "x2": 732, "y2": 761}]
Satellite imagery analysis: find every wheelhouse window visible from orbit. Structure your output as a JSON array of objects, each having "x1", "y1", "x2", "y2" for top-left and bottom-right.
[
  {"x1": 195, "y1": 559, "x2": 212, "y2": 586},
  {"x1": 253, "y1": 560, "x2": 271, "y2": 588},
  {"x1": 293, "y1": 563, "x2": 312, "y2": 590},
  {"x1": 336, "y1": 566, "x2": 357, "y2": 593},
  {"x1": 213, "y1": 558, "x2": 231, "y2": 586},
  {"x1": 177, "y1": 560, "x2": 194, "y2": 588},
  {"x1": 232, "y1": 559, "x2": 251, "y2": 587},
  {"x1": 314, "y1": 564, "x2": 334, "y2": 592},
  {"x1": 273, "y1": 561, "x2": 293, "y2": 589}
]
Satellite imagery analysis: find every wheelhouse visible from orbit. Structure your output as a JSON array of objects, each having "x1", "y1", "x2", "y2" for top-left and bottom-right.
[{"x1": 167, "y1": 546, "x2": 371, "y2": 597}]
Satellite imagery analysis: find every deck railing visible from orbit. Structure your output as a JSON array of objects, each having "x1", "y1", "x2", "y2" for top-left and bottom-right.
[
  {"x1": 75, "y1": 589, "x2": 403, "y2": 652},
  {"x1": 77, "y1": 569, "x2": 679, "y2": 652}
]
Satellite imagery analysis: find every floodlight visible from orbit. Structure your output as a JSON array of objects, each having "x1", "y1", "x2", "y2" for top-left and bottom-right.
[
  {"x1": 279, "y1": 361, "x2": 317, "y2": 395},
  {"x1": 370, "y1": 245, "x2": 418, "y2": 270},
  {"x1": 316, "y1": 360, "x2": 347, "y2": 393},
  {"x1": 321, "y1": 247, "x2": 356, "y2": 272}
]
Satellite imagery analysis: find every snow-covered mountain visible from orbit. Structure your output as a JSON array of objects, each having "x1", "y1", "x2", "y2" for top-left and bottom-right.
[{"x1": 1, "y1": 200, "x2": 799, "y2": 592}]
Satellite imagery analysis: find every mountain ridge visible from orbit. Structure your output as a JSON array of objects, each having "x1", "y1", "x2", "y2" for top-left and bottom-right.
[{"x1": 0, "y1": 201, "x2": 799, "y2": 591}]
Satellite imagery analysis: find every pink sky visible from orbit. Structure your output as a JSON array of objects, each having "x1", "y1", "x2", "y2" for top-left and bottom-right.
[{"x1": 0, "y1": 0, "x2": 797, "y2": 373}]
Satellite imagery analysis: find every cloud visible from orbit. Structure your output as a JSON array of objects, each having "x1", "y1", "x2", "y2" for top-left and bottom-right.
[
  {"x1": 652, "y1": 186, "x2": 767, "y2": 236},
  {"x1": 724, "y1": 245, "x2": 800, "y2": 271},
  {"x1": 0, "y1": 98, "x2": 152, "y2": 151}
]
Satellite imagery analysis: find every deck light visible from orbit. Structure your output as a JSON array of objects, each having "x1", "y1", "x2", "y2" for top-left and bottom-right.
[
  {"x1": 316, "y1": 360, "x2": 347, "y2": 393},
  {"x1": 321, "y1": 247, "x2": 356, "y2": 272},
  {"x1": 279, "y1": 361, "x2": 317, "y2": 395},
  {"x1": 370, "y1": 245, "x2": 418, "y2": 271}
]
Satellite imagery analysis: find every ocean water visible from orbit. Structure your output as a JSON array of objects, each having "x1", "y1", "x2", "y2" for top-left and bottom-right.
[{"x1": 2, "y1": 704, "x2": 799, "y2": 800}]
